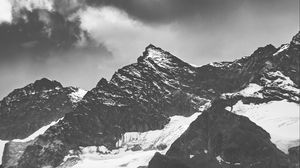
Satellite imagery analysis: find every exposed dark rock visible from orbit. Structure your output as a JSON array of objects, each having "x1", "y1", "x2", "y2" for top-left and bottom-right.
[
  {"x1": 0, "y1": 78, "x2": 81, "y2": 140},
  {"x1": 16, "y1": 45, "x2": 203, "y2": 168},
  {"x1": 11, "y1": 32, "x2": 300, "y2": 168},
  {"x1": 289, "y1": 146, "x2": 300, "y2": 168},
  {"x1": 148, "y1": 152, "x2": 189, "y2": 168},
  {"x1": 149, "y1": 104, "x2": 290, "y2": 168},
  {"x1": 2, "y1": 141, "x2": 34, "y2": 168}
]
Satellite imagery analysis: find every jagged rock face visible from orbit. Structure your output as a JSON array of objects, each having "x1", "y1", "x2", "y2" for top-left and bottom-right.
[
  {"x1": 289, "y1": 146, "x2": 300, "y2": 168},
  {"x1": 194, "y1": 32, "x2": 299, "y2": 98},
  {"x1": 15, "y1": 45, "x2": 210, "y2": 168},
  {"x1": 0, "y1": 78, "x2": 82, "y2": 140},
  {"x1": 149, "y1": 107, "x2": 290, "y2": 168},
  {"x1": 2, "y1": 141, "x2": 34, "y2": 168},
  {"x1": 12, "y1": 32, "x2": 300, "y2": 168},
  {"x1": 291, "y1": 31, "x2": 300, "y2": 46},
  {"x1": 195, "y1": 44, "x2": 299, "y2": 98},
  {"x1": 148, "y1": 152, "x2": 190, "y2": 168},
  {"x1": 193, "y1": 44, "x2": 277, "y2": 98},
  {"x1": 148, "y1": 32, "x2": 300, "y2": 168}
]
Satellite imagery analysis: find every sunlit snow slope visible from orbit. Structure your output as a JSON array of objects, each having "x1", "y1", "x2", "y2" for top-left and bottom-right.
[
  {"x1": 224, "y1": 71, "x2": 300, "y2": 154},
  {"x1": 230, "y1": 100, "x2": 299, "y2": 153},
  {"x1": 69, "y1": 88, "x2": 88, "y2": 103},
  {"x1": 62, "y1": 105, "x2": 209, "y2": 168},
  {"x1": 13, "y1": 118, "x2": 63, "y2": 143}
]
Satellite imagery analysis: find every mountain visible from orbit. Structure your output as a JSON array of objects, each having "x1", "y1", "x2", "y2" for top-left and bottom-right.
[
  {"x1": 0, "y1": 78, "x2": 86, "y2": 140},
  {"x1": 12, "y1": 44, "x2": 209, "y2": 168},
  {"x1": 0, "y1": 78, "x2": 87, "y2": 167},
  {"x1": 1, "y1": 32, "x2": 299, "y2": 168},
  {"x1": 148, "y1": 32, "x2": 300, "y2": 168}
]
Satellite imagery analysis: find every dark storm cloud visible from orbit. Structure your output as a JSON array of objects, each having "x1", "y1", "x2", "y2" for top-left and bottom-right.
[
  {"x1": 0, "y1": 7, "x2": 110, "y2": 64},
  {"x1": 85, "y1": 0, "x2": 288, "y2": 24},
  {"x1": 52, "y1": 0, "x2": 86, "y2": 17},
  {"x1": 85, "y1": 0, "x2": 238, "y2": 23}
]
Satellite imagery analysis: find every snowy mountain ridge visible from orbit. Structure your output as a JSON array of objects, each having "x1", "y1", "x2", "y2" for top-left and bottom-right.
[{"x1": 0, "y1": 32, "x2": 299, "y2": 168}]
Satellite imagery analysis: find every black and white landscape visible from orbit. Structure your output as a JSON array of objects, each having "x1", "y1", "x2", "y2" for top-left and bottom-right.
[{"x1": 0, "y1": 0, "x2": 299, "y2": 168}]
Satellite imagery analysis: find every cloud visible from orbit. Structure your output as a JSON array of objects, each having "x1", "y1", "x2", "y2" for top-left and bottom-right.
[
  {"x1": 52, "y1": 0, "x2": 86, "y2": 17},
  {"x1": 78, "y1": 6, "x2": 178, "y2": 65},
  {"x1": 84, "y1": 0, "x2": 298, "y2": 27},
  {"x1": 84, "y1": 0, "x2": 246, "y2": 24},
  {"x1": 0, "y1": 0, "x2": 12, "y2": 23},
  {"x1": 0, "y1": 0, "x2": 298, "y2": 99},
  {"x1": 0, "y1": 6, "x2": 106, "y2": 62},
  {"x1": 77, "y1": 2, "x2": 298, "y2": 66},
  {"x1": 0, "y1": 1, "x2": 113, "y2": 98}
]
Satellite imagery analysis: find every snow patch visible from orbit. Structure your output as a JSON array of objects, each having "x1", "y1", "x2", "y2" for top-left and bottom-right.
[
  {"x1": 262, "y1": 71, "x2": 300, "y2": 96},
  {"x1": 80, "y1": 146, "x2": 110, "y2": 155},
  {"x1": 209, "y1": 62, "x2": 225, "y2": 67},
  {"x1": 13, "y1": 118, "x2": 63, "y2": 142},
  {"x1": 65, "y1": 110, "x2": 206, "y2": 168},
  {"x1": 221, "y1": 83, "x2": 263, "y2": 100},
  {"x1": 116, "y1": 112, "x2": 202, "y2": 151},
  {"x1": 69, "y1": 88, "x2": 87, "y2": 103},
  {"x1": 216, "y1": 155, "x2": 241, "y2": 165},
  {"x1": 223, "y1": 71, "x2": 299, "y2": 101},
  {"x1": 146, "y1": 48, "x2": 165, "y2": 61},
  {"x1": 72, "y1": 150, "x2": 157, "y2": 168},
  {"x1": 238, "y1": 83, "x2": 264, "y2": 98},
  {"x1": 146, "y1": 48, "x2": 177, "y2": 70},
  {"x1": 232, "y1": 100, "x2": 300, "y2": 153},
  {"x1": 216, "y1": 155, "x2": 222, "y2": 163},
  {"x1": 273, "y1": 44, "x2": 289, "y2": 56},
  {"x1": 0, "y1": 140, "x2": 8, "y2": 165}
]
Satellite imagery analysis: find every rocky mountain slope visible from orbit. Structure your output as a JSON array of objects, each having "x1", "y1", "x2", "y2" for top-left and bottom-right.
[
  {"x1": 0, "y1": 78, "x2": 86, "y2": 140},
  {"x1": 13, "y1": 44, "x2": 210, "y2": 168},
  {"x1": 0, "y1": 78, "x2": 86, "y2": 166},
  {"x1": 1, "y1": 32, "x2": 299, "y2": 168},
  {"x1": 148, "y1": 32, "x2": 300, "y2": 168}
]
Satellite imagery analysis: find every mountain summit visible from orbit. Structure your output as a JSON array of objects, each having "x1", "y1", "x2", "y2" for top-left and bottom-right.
[
  {"x1": 0, "y1": 78, "x2": 85, "y2": 140},
  {"x1": 291, "y1": 31, "x2": 300, "y2": 46},
  {"x1": 31, "y1": 78, "x2": 63, "y2": 91}
]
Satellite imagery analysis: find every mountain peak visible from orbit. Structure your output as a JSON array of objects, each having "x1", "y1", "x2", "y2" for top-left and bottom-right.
[
  {"x1": 291, "y1": 31, "x2": 300, "y2": 46},
  {"x1": 96, "y1": 78, "x2": 108, "y2": 88},
  {"x1": 138, "y1": 44, "x2": 172, "y2": 63},
  {"x1": 32, "y1": 78, "x2": 62, "y2": 91},
  {"x1": 145, "y1": 44, "x2": 157, "y2": 50},
  {"x1": 144, "y1": 44, "x2": 166, "y2": 58}
]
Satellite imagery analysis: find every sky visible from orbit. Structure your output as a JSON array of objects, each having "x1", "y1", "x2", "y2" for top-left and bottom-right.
[{"x1": 0, "y1": 0, "x2": 299, "y2": 99}]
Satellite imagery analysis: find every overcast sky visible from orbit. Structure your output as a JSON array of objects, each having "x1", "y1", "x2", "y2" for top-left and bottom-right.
[{"x1": 0, "y1": 0, "x2": 299, "y2": 99}]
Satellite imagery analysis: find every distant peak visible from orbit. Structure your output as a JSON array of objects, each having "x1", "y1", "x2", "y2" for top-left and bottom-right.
[
  {"x1": 291, "y1": 31, "x2": 300, "y2": 46},
  {"x1": 145, "y1": 44, "x2": 158, "y2": 50},
  {"x1": 96, "y1": 78, "x2": 108, "y2": 88},
  {"x1": 32, "y1": 78, "x2": 62, "y2": 91},
  {"x1": 138, "y1": 44, "x2": 168, "y2": 62},
  {"x1": 136, "y1": 44, "x2": 191, "y2": 70},
  {"x1": 144, "y1": 44, "x2": 166, "y2": 56},
  {"x1": 251, "y1": 44, "x2": 276, "y2": 57},
  {"x1": 34, "y1": 78, "x2": 51, "y2": 83}
]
